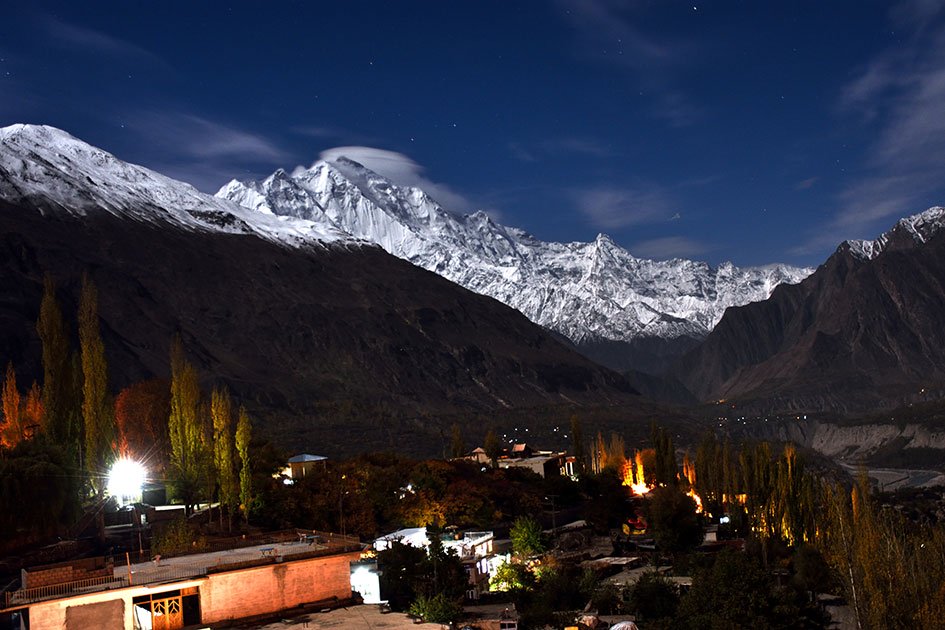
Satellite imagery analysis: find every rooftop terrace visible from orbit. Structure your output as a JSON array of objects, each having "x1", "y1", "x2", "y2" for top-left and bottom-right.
[{"x1": 3, "y1": 530, "x2": 360, "y2": 608}]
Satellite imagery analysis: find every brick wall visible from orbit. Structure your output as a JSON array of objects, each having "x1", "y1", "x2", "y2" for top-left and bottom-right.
[
  {"x1": 22, "y1": 557, "x2": 114, "y2": 588},
  {"x1": 201, "y1": 551, "x2": 359, "y2": 624}
]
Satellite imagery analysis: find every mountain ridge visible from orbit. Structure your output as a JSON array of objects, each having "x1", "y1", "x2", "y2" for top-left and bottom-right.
[
  {"x1": 217, "y1": 154, "x2": 813, "y2": 373},
  {"x1": 0, "y1": 124, "x2": 641, "y2": 454},
  {"x1": 675, "y1": 205, "x2": 945, "y2": 412}
]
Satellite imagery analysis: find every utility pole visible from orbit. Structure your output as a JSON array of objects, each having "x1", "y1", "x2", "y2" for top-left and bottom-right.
[
  {"x1": 339, "y1": 474, "x2": 347, "y2": 539},
  {"x1": 545, "y1": 495, "x2": 558, "y2": 534}
]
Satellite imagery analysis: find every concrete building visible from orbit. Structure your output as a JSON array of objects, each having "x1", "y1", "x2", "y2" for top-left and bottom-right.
[
  {"x1": 284, "y1": 454, "x2": 328, "y2": 480},
  {"x1": 371, "y1": 528, "x2": 501, "y2": 601},
  {"x1": 498, "y1": 453, "x2": 567, "y2": 478},
  {"x1": 1, "y1": 532, "x2": 360, "y2": 630}
]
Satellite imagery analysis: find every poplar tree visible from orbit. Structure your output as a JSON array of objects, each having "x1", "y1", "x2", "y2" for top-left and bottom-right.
[
  {"x1": 37, "y1": 275, "x2": 72, "y2": 447},
  {"x1": 235, "y1": 405, "x2": 253, "y2": 522},
  {"x1": 79, "y1": 274, "x2": 113, "y2": 491},
  {"x1": 211, "y1": 386, "x2": 238, "y2": 531},
  {"x1": 168, "y1": 336, "x2": 205, "y2": 513},
  {"x1": 594, "y1": 431, "x2": 607, "y2": 473},
  {"x1": 607, "y1": 432, "x2": 627, "y2": 473},
  {"x1": 64, "y1": 353, "x2": 84, "y2": 465},
  {"x1": 570, "y1": 415, "x2": 585, "y2": 475},
  {"x1": 651, "y1": 424, "x2": 677, "y2": 486},
  {"x1": 1, "y1": 362, "x2": 21, "y2": 448},
  {"x1": 449, "y1": 423, "x2": 465, "y2": 459},
  {"x1": 483, "y1": 427, "x2": 501, "y2": 468},
  {"x1": 23, "y1": 381, "x2": 43, "y2": 436}
]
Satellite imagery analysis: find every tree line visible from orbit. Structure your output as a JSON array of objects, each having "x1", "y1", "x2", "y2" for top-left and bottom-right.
[{"x1": 0, "y1": 273, "x2": 256, "y2": 538}]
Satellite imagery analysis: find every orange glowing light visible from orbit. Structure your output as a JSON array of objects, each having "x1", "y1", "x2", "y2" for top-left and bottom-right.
[
  {"x1": 622, "y1": 450, "x2": 653, "y2": 496},
  {"x1": 687, "y1": 488, "x2": 704, "y2": 513}
]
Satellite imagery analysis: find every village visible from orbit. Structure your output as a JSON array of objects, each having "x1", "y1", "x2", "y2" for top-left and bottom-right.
[{"x1": 0, "y1": 432, "x2": 782, "y2": 630}]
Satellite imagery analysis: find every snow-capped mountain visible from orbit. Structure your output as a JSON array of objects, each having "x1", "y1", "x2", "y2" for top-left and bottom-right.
[
  {"x1": 0, "y1": 124, "x2": 639, "y2": 435},
  {"x1": 0, "y1": 124, "x2": 355, "y2": 247},
  {"x1": 219, "y1": 156, "x2": 813, "y2": 368},
  {"x1": 843, "y1": 206, "x2": 945, "y2": 260},
  {"x1": 0, "y1": 123, "x2": 812, "y2": 374}
]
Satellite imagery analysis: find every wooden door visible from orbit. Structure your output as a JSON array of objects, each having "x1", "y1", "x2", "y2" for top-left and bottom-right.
[{"x1": 150, "y1": 594, "x2": 184, "y2": 630}]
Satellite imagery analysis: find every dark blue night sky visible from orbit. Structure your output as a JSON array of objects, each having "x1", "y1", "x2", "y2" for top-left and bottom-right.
[{"x1": 3, "y1": 1, "x2": 944, "y2": 266}]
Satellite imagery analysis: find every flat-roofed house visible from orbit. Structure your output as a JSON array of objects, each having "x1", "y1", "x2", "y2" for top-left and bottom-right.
[{"x1": 0, "y1": 531, "x2": 360, "y2": 630}]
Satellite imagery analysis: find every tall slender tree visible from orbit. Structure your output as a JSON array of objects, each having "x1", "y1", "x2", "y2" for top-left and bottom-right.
[
  {"x1": 1, "y1": 362, "x2": 21, "y2": 448},
  {"x1": 37, "y1": 275, "x2": 72, "y2": 448},
  {"x1": 483, "y1": 427, "x2": 501, "y2": 468},
  {"x1": 570, "y1": 415, "x2": 585, "y2": 476},
  {"x1": 168, "y1": 336, "x2": 205, "y2": 513},
  {"x1": 235, "y1": 405, "x2": 253, "y2": 522},
  {"x1": 23, "y1": 381, "x2": 43, "y2": 437},
  {"x1": 651, "y1": 424, "x2": 677, "y2": 486},
  {"x1": 449, "y1": 423, "x2": 465, "y2": 459},
  {"x1": 79, "y1": 274, "x2": 114, "y2": 491},
  {"x1": 211, "y1": 386, "x2": 238, "y2": 531}
]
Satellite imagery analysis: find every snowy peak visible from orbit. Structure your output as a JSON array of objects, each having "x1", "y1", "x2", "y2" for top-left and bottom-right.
[
  {"x1": 0, "y1": 124, "x2": 355, "y2": 247},
  {"x1": 218, "y1": 155, "x2": 814, "y2": 355},
  {"x1": 0, "y1": 124, "x2": 817, "y2": 368},
  {"x1": 843, "y1": 206, "x2": 945, "y2": 260}
]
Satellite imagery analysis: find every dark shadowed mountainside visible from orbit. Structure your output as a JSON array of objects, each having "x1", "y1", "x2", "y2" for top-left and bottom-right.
[
  {"x1": 675, "y1": 214, "x2": 945, "y2": 413},
  {"x1": 0, "y1": 201, "x2": 640, "y2": 454}
]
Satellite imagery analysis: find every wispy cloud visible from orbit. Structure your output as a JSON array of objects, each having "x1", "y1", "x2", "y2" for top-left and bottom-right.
[
  {"x1": 44, "y1": 17, "x2": 170, "y2": 70},
  {"x1": 544, "y1": 137, "x2": 615, "y2": 158},
  {"x1": 128, "y1": 113, "x2": 292, "y2": 192},
  {"x1": 573, "y1": 184, "x2": 675, "y2": 229},
  {"x1": 555, "y1": 0, "x2": 701, "y2": 125},
  {"x1": 795, "y1": 177, "x2": 819, "y2": 191},
  {"x1": 556, "y1": 0, "x2": 681, "y2": 69},
  {"x1": 508, "y1": 142, "x2": 538, "y2": 163},
  {"x1": 629, "y1": 236, "x2": 710, "y2": 260},
  {"x1": 796, "y1": 1, "x2": 945, "y2": 255},
  {"x1": 508, "y1": 136, "x2": 615, "y2": 162},
  {"x1": 290, "y1": 124, "x2": 378, "y2": 146},
  {"x1": 318, "y1": 146, "x2": 475, "y2": 213}
]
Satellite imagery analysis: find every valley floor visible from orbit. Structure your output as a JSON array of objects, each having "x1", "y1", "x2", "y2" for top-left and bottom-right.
[{"x1": 840, "y1": 462, "x2": 945, "y2": 491}]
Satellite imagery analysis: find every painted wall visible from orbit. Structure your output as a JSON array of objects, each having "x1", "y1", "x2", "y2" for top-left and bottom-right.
[
  {"x1": 24, "y1": 551, "x2": 358, "y2": 629},
  {"x1": 26, "y1": 579, "x2": 203, "y2": 630},
  {"x1": 199, "y1": 552, "x2": 359, "y2": 624}
]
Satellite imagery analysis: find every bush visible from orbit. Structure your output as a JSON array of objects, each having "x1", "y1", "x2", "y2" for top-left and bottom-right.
[
  {"x1": 408, "y1": 592, "x2": 462, "y2": 623},
  {"x1": 510, "y1": 515, "x2": 546, "y2": 558},
  {"x1": 628, "y1": 570, "x2": 679, "y2": 621},
  {"x1": 645, "y1": 486, "x2": 703, "y2": 555},
  {"x1": 151, "y1": 517, "x2": 206, "y2": 557}
]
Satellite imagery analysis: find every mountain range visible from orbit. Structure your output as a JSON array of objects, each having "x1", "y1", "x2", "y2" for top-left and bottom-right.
[
  {"x1": 2, "y1": 123, "x2": 945, "y2": 438},
  {"x1": 217, "y1": 161, "x2": 812, "y2": 373},
  {"x1": 0, "y1": 124, "x2": 639, "y2": 454}
]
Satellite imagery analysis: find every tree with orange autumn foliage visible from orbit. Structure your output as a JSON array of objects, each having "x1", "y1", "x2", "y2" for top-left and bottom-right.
[
  {"x1": 114, "y1": 378, "x2": 170, "y2": 465},
  {"x1": 23, "y1": 381, "x2": 43, "y2": 436},
  {"x1": 1, "y1": 362, "x2": 22, "y2": 448}
]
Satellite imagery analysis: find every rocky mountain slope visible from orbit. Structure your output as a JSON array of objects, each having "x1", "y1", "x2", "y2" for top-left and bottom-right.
[
  {"x1": 675, "y1": 207, "x2": 945, "y2": 412},
  {"x1": 0, "y1": 124, "x2": 638, "y2": 453},
  {"x1": 218, "y1": 159, "x2": 811, "y2": 372}
]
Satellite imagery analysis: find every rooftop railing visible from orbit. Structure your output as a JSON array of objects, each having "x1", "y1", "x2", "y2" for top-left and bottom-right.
[{"x1": 4, "y1": 530, "x2": 361, "y2": 609}]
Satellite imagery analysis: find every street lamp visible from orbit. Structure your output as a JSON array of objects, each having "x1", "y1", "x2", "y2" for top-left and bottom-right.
[{"x1": 107, "y1": 457, "x2": 147, "y2": 504}]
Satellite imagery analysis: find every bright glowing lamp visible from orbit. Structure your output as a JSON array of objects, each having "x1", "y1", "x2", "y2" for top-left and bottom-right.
[{"x1": 107, "y1": 458, "x2": 147, "y2": 503}]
